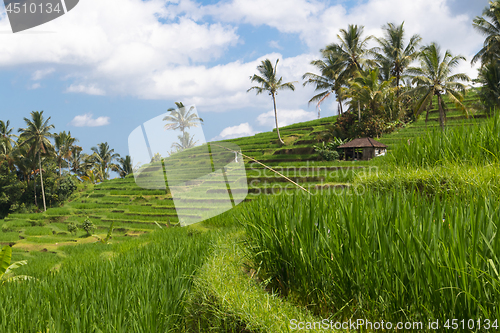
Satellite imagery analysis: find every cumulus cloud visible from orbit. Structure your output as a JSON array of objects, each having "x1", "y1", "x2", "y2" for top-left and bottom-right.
[
  {"x1": 66, "y1": 84, "x2": 106, "y2": 96},
  {"x1": 0, "y1": 0, "x2": 483, "y2": 109},
  {"x1": 211, "y1": 122, "x2": 258, "y2": 140},
  {"x1": 32, "y1": 68, "x2": 55, "y2": 80},
  {"x1": 69, "y1": 113, "x2": 110, "y2": 127},
  {"x1": 257, "y1": 109, "x2": 316, "y2": 128}
]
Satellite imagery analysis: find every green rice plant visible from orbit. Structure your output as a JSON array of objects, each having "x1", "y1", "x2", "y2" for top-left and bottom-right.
[
  {"x1": 0, "y1": 228, "x2": 214, "y2": 332},
  {"x1": 242, "y1": 190, "x2": 500, "y2": 324},
  {"x1": 386, "y1": 113, "x2": 500, "y2": 167},
  {"x1": 23, "y1": 226, "x2": 53, "y2": 236}
]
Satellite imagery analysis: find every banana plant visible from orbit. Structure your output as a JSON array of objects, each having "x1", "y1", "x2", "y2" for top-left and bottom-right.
[
  {"x1": 0, "y1": 246, "x2": 33, "y2": 285},
  {"x1": 93, "y1": 222, "x2": 114, "y2": 244}
]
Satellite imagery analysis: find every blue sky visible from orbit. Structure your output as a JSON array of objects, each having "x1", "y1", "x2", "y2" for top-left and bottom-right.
[{"x1": 0, "y1": 0, "x2": 488, "y2": 160}]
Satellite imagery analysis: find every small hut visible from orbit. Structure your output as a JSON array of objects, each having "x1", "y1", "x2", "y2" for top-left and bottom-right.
[{"x1": 337, "y1": 137, "x2": 387, "y2": 161}]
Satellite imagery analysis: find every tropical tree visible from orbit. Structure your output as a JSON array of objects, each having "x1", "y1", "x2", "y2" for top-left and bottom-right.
[
  {"x1": 171, "y1": 132, "x2": 198, "y2": 152},
  {"x1": 303, "y1": 53, "x2": 347, "y2": 115},
  {"x1": 472, "y1": 0, "x2": 500, "y2": 66},
  {"x1": 163, "y1": 102, "x2": 203, "y2": 136},
  {"x1": 90, "y1": 142, "x2": 120, "y2": 180},
  {"x1": 54, "y1": 131, "x2": 78, "y2": 177},
  {"x1": 475, "y1": 60, "x2": 500, "y2": 112},
  {"x1": 304, "y1": 25, "x2": 373, "y2": 116},
  {"x1": 68, "y1": 146, "x2": 87, "y2": 176},
  {"x1": 18, "y1": 111, "x2": 54, "y2": 211},
  {"x1": 348, "y1": 68, "x2": 395, "y2": 118},
  {"x1": 322, "y1": 25, "x2": 374, "y2": 82},
  {"x1": 407, "y1": 43, "x2": 470, "y2": 130},
  {"x1": 248, "y1": 59, "x2": 296, "y2": 144},
  {"x1": 373, "y1": 22, "x2": 422, "y2": 94},
  {"x1": 113, "y1": 155, "x2": 133, "y2": 178},
  {"x1": 0, "y1": 120, "x2": 16, "y2": 149}
]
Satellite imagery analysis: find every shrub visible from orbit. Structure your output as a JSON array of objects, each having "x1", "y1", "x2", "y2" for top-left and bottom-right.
[
  {"x1": 67, "y1": 222, "x2": 78, "y2": 235},
  {"x1": 81, "y1": 217, "x2": 95, "y2": 236}
]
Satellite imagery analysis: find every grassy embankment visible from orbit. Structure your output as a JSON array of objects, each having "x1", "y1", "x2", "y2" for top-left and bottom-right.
[{"x1": 1, "y1": 90, "x2": 497, "y2": 331}]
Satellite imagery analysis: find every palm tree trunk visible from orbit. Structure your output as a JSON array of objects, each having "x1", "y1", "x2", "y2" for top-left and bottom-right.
[
  {"x1": 59, "y1": 160, "x2": 62, "y2": 177},
  {"x1": 39, "y1": 153, "x2": 47, "y2": 211},
  {"x1": 438, "y1": 94, "x2": 445, "y2": 131},
  {"x1": 272, "y1": 93, "x2": 284, "y2": 145}
]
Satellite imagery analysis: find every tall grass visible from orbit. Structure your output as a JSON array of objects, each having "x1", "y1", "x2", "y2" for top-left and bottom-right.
[
  {"x1": 387, "y1": 113, "x2": 500, "y2": 167},
  {"x1": 242, "y1": 190, "x2": 500, "y2": 323},
  {"x1": 0, "y1": 228, "x2": 214, "y2": 332}
]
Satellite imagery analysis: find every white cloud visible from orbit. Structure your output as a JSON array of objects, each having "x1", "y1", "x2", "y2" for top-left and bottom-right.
[
  {"x1": 66, "y1": 84, "x2": 106, "y2": 96},
  {"x1": 211, "y1": 122, "x2": 258, "y2": 140},
  {"x1": 257, "y1": 109, "x2": 316, "y2": 128},
  {"x1": 268, "y1": 40, "x2": 282, "y2": 49},
  {"x1": 0, "y1": 0, "x2": 483, "y2": 108},
  {"x1": 32, "y1": 68, "x2": 55, "y2": 80},
  {"x1": 29, "y1": 83, "x2": 41, "y2": 90},
  {"x1": 69, "y1": 113, "x2": 110, "y2": 127}
]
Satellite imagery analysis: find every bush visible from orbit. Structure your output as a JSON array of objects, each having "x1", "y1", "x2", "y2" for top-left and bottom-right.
[
  {"x1": 67, "y1": 222, "x2": 78, "y2": 235},
  {"x1": 81, "y1": 217, "x2": 95, "y2": 236}
]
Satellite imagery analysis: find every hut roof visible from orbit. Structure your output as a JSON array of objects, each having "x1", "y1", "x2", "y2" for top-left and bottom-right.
[{"x1": 337, "y1": 137, "x2": 388, "y2": 149}]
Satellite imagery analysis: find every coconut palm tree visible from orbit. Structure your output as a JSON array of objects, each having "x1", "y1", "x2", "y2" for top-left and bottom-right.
[
  {"x1": 322, "y1": 25, "x2": 374, "y2": 82},
  {"x1": 113, "y1": 155, "x2": 133, "y2": 178},
  {"x1": 18, "y1": 111, "x2": 54, "y2": 211},
  {"x1": 248, "y1": 59, "x2": 296, "y2": 144},
  {"x1": 348, "y1": 68, "x2": 395, "y2": 118},
  {"x1": 90, "y1": 142, "x2": 120, "y2": 180},
  {"x1": 373, "y1": 22, "x2": 422, "y2": 94},
  {"x1": 163, "y1": 102, "x2": 203, "y2": 136},
  {"x1": 171, "y1": 132, "x2": 198, "y2": 152},
  {"x1": 54, "y1": 131, "x2": 78, "y2": 177},
  {"x1": 0, "y1": 120, "x2": 16, "y2": 149},
  {"x1": 407, "y1": 43, "x2": 470, "y2": 130},
  {"x1": 303, "y1": 53, "x2": 347, "y2": 115},
  {"x1": 472, "y1": 0, "x2": 500, "y2": 66},
  {"x1": 475, "y1": 59, "x2": 500, "y2": 112}
]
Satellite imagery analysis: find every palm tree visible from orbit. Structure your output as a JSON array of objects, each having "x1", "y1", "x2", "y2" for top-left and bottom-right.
[
  {"x1": 90, "y1": 142, "x2": 120, "y2": 180},
  {"x1": 475, "y1": 60, "x2": 500, "y2": 112},
  {"x1": 323, "y1": 25, "x2": 374, "y2": 82},
  {"x1": 373, "y1": 22, "x2": 422, "y2": 94},
  {"x1": 171, "y1": 132, "x2": 198, "y2": 152},
  {"x1": 113, "y1": 155, "x2": 133, "y2": 178},
  {"x1": 0, "y1": 120, "x2": 16, "y2": 149},
  {"x1": 248, "y1": 59, "x2": 296, "y2": 144},
  {"x1": 303, "y1": 53, "x2": 347, "y2": 115},
  {"x1": 54, "y1": 131, "x2": 78, "y2": 177},
  {"x1": 304, "y1": 25, "x2": 373, "y2": 116},
  {"x1": 163, "y1": 102, "x2": 203, "y2": 136},
  {"x1": 18, "y1": 111, "x2": 54, "y2": 211},
  {"x1": 407, "y1": 43, "x2": 470, "y2": 130},
  {"x1": 472, "y1": 0, "x2": 500, "y2": 66},
  {"x1": 348, "y1": 68, "x2": 395, "y2": 119}
]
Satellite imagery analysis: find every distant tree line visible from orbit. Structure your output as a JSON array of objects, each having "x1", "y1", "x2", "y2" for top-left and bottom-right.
[{"x1": 0, "y1": 111, "x2": 132, "y2": 217}]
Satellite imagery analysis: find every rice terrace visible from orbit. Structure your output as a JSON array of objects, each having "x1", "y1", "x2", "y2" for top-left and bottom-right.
[{"x1": 2, "y1": 1, "x2": 500, "y2": 332}]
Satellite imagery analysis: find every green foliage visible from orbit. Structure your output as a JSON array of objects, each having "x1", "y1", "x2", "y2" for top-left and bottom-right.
[
  {"x1": 67, "y1": 222, "x2": 78, "y2": 235},
  {"x1": 313, "y1": 141, "x2": 339, "y2": 161},
  {"x1": 0, "y1": 164, "x2": 23, "y2": 218},
  {"x1": 0, "y1": 228, "x2": 213, "y2": 331},
  {"x1": 387, "y1": 113, "x2": 500, "y2": 167},
  {"x1": 242, "y1": 190, "x2": 500, "y2": 322},
  {"x1": 81, "y1": 217, "x2": 95, "y2": 236},
  {"x1": 0, "y1": 246, "x2": 31, "y2": 285}
]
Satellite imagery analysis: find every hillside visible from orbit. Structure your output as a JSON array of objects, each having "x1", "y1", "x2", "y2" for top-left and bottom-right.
[{"x1": 1, "y1": 90, "x2": 489, "y2": 250}]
